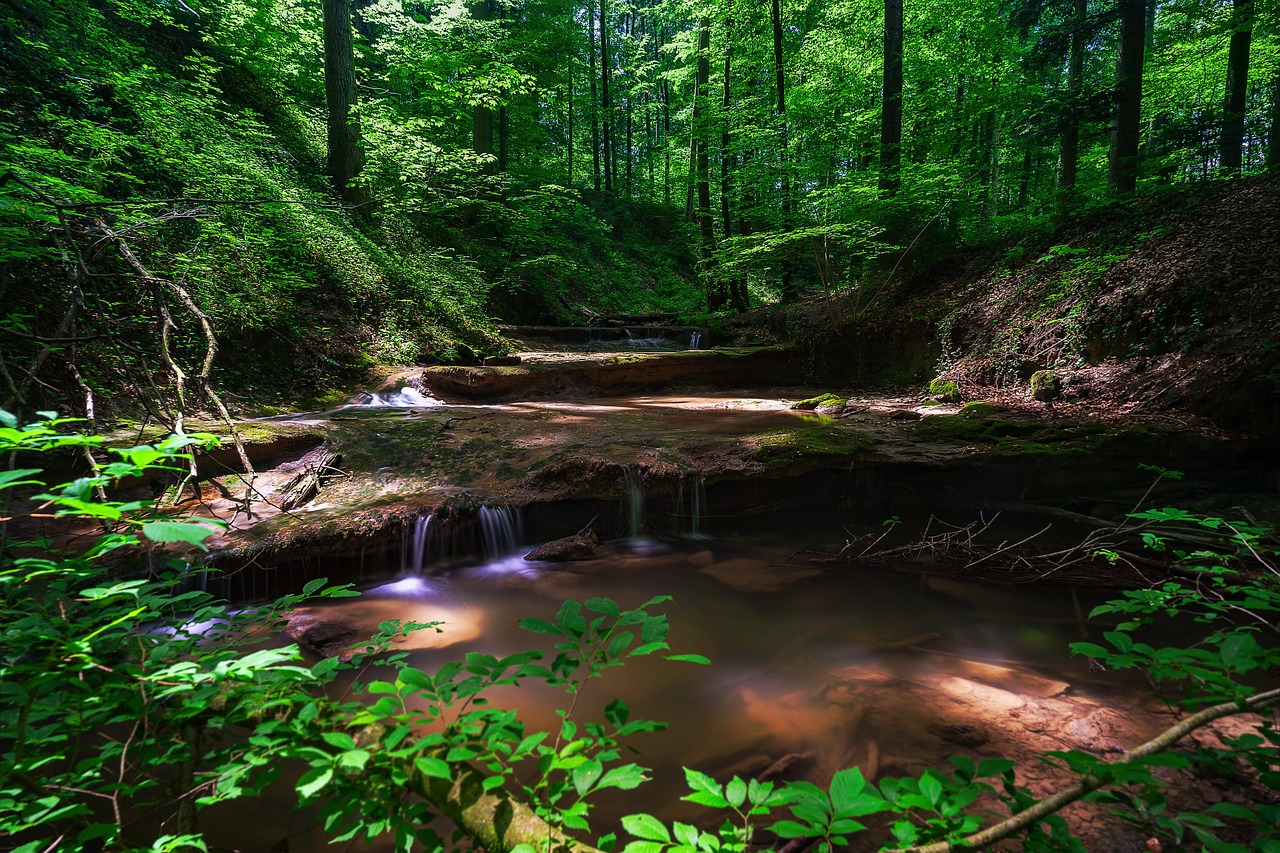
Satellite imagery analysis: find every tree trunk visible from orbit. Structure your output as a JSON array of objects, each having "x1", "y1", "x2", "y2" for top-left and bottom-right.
[
  {"x1": 626, "y1": 96, "x2": 634, "y2": 196},
  {"x1": 1219, "y1": 0, "x2": 1253, "y2": 174},
  {"x1": 1108, "y1": 0, "x2": 1145, "y2": 194},
  {"x1": 771, "y1": 0, "x2": 795, "y2": 301},
  {"x1": 568, "y1": 73, "x2": 574, "y2": 185},
  {"x1": 695, "y1": 17, "x2": 726, "y2": 310},
  {"x1": 722, "y1": 10, "x2": 748, "y2": 311},
  {"x1": 322, "y1": 0, "x2": 369, "y2": 206},
  {"x1": 469, "y1": 0, "x2": 495, "y2": 171},
  {"x1": 589, "y1": 0, "x2": 601, "y2": 191},
  {"x1": 601, "y1": 0, "x2": 613, "y2": 193},
  {"x1": 879, "y1": 0, "x2": 903, "y2": 195},
  {"x1": 1270, "y1": 71, "x2": 1280, "y2": 172},
  {"x1": 1058, "y1": 0, "x2": 1086, "y2": 192}
]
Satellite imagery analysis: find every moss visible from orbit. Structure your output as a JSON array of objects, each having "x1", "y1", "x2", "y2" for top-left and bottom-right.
[
  {"x1": 751, "y1": 424, "x2": 869, "y2": 467},
  {"x1": 1030, "y1": 370, "x2": 1063, "y2": 401},
  {"x1": 790, "y1": 393, "x2": 845, "y2": 411},
  {"x1": 910, "y1": 414, "x2": 1109, "y2": 451},
  {"x1": 959, "y1": 401, "x2": 998, "y2": 417},
  {"x1": 927, "y1": 378, "x2": 963, "y2": 403}
]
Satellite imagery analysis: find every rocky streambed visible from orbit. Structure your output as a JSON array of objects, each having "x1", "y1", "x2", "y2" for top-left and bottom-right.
[{"x1": 145, "y1": 347, "x2": 1278, "y2": 852}]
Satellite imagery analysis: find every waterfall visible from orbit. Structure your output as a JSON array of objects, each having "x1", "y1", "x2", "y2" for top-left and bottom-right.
[
  {"x1": 479, "y1": 506, "x2": 524, "y2": 557},
  {"x1": 402, "y1": 505, "x2": 524, "y2": 573},
  {"x1": 673, "y1": 473, "x2": 708, "y2": 538},
  {"x1": 623, "y1": 466, "x2": 646, "y2": 539},
  {"x1": 689, "y1": 331, "x2": 702, "y2": 350},
  {"x1": 689, "y1": 474, "x2": 707, "y2": 538},
  {"x1": 403, "y1": 514, "x2": 432, "y2": 574}
]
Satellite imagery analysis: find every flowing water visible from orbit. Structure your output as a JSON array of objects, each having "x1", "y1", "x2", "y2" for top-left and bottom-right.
[{"x1": 203, "y1": 531, "x2": 1156, "y2": 852}]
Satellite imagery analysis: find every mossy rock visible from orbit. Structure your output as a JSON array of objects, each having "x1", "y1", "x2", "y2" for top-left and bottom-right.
[
  {"x1": 1030, "y1": 370, "x2": 1063, "y2": 402},
  {"x1": 927, "y1": 378, "x2": 962, "y2": 403},
  {"x1": 790, "y1": 393, "x2": 845, "y2": 411},
  {"x1": 959, "y1": 401, "x2": 998, "y2": 418}
]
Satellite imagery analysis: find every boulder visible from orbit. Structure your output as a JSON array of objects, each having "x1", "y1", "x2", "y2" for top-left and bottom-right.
[
  {"x1": 484, "y1": 355, "x2": 522, "y2": 366},
  {"x1": 1030, "y1": 369, "x2": 1063, "y2": 402}
]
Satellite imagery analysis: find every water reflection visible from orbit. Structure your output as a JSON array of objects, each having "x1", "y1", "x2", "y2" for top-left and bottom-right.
[{"x1": 208, "y1": 539, "x2": 1152, "y2": 852}]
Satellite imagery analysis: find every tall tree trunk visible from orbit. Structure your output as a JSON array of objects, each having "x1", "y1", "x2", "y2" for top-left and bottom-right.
[
  {"x1": 568, "y1": 73, "x2": 575, "y2": 185},
  {"x1": 498, "y1": 102, "x2": 508, "y2": 171},
  {"x1": 589, "y1": 0, "x2": 601, "y2": 191},
  {"x1": 1270, "y1": 71, "x2": 1280, "y2": 172},
  {"x1": 771, "y1": 0, "x2": 795, "y2": 301},
  {"x1": 1219, "y1": 0, "x2": 1253, "y2": 174},
  {"x1": 722, "y1": 9, "x2": 748, "y2": 311},
  {"x1": 626, "y1": 96, "x2": 634, "y2": 196},
  {"x1": 1058, "y1": 0, "x2": 1086, "y2": 193},
  {"x1": 602, "y1": 0, "x2": 613, "y2": 193},
  {"x1": 469, "y1": 0, "x2": 495, "y2": 171},
  {"x1": 322, "y1": 0, "x2": 369, "y2": 206},
  {"x1": 647, "y1": 99, "x2": 655, "y2": 198},
  {"x1": 1108, "y1": 0, "x2": 1146, "y2": 194},
  {"x1": 879, "y1": 0, "x2": 903, "y2": 195},
  {"x1": 695, "y1": 17, "x2": 725, "y2": 310},
  {"x1": 662, "y1": 78, "x2": 672, "y2": 205}
]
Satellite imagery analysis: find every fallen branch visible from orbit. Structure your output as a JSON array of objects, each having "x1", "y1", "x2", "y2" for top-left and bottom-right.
[{"x1": 898, "y1": 687, "x2": 1280, "y2": 853}]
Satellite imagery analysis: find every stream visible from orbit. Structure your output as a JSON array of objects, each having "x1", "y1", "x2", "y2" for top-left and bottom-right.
[
  {"x1": 193, "y1": 369, "x2": 1278, "y2": 850},
  {"x1": 201, "y1": 532, "x2": 1183, "y2": 852}
]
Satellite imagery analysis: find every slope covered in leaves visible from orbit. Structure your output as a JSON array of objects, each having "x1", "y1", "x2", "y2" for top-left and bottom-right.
[{"x1": 0, "y1": 0, "x2": 701, "y2": 415}]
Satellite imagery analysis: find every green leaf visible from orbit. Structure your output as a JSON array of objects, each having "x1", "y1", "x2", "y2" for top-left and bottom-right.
[
  {"x1": 725, "y1": 777, "x2": 747, "y2": 808},
  {"x1": 297, "y1": 767, "x2": 333, "y2": 798},
  {"x1": 573, "y1": 760, "x2": 604, "y2": 796},
  {"x1": 140, "y1": 520, "x2": 220, "y2": 550},
  {"x1": 415, "y1": 756, "x2": 452, "y2": 779},
  {"x1": 666, "y1": 653, "x2": 711, "y2": 665},
  {"x1": 338, "y1": 749, "x2": 371, "y2": 771},
  {"x1": 682, "y1": 768, "x2": 726, "y2": 807},
  {"x1": 621, "y1": 813, "x2": 671, "y2": 843},
  {"x1": 771, "y1": 820, "x2": 817, "y2": 839},
  {"x1": 599, "y1": 764, "x2": 649, "y2": 791},
  {"x1": 323, "y1": 732, "x2": 356, "y2": 750}
]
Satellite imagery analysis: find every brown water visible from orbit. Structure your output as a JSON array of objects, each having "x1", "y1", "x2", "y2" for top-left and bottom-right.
[{"x1": 201, "y1": 536, "x2": 1160, "y2": 852}]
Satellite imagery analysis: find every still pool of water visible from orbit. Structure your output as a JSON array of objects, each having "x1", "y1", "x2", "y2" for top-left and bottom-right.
[{"x1": 199, "y1": 535, "x2": 1156, "y2": 852}]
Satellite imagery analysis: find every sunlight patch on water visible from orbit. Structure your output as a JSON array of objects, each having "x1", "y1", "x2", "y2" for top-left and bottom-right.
[{"x1": 369, "y1": 575, "x2": 440, "y2": 598}]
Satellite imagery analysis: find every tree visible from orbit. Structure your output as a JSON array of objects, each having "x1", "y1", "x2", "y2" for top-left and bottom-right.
[
  {"x1": 1219, "y1": 0, "x2": 1254, "y2": 174},
  {"x1": 322, "y1": 0, "x2": 370, "y2": 206},
  {"x1": 1108, "y1": 0, "x2": 1146, "y2": 193},
  {"x1": 880, "y1": 0, "x2": 904, "y2": 195},
  {"x1": 1058, "y1": 0, "x2": 1088, "y2": 193},
  {"x1": 771, "y1": 0, "x2": 796, "y2": 301}
]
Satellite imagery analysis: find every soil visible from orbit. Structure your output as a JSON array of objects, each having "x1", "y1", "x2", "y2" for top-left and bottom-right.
[{"x1": 726, "y1": 175, "x2": 1280, "y2": 438}]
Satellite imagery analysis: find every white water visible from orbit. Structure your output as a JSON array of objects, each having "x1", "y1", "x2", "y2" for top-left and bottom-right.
[
  {"x1": 353, "y1": 387, "x2": 444, "y2": 408},
  {"x1": 402, "y1": 506, "x2": 526, "y2": 574},
  {"x1": 623, "y1": 466, "x2": 646, "y2": 539},
  {"x1": 689, "y1": 331, "x2": 702, "y2": 350}
]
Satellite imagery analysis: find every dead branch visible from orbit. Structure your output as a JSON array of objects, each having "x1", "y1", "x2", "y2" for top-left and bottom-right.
[{"x1": 899, "y1": 687, "x2": 1280, "y2": 853}]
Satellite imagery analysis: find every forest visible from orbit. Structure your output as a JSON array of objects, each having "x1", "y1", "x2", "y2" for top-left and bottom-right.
[{"x1": 2, "y1": 0, "x2": 1280, "y2": 849}]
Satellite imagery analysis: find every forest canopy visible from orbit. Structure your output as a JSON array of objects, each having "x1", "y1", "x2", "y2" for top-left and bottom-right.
[{"x1": 0, "y1": 0, "x2": 1278, "y2": 408}]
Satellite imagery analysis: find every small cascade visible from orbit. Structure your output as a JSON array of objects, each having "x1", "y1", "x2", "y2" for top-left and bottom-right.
[
  {"x1": 623, "y1": 466, "x2": 646, "y2": 539},
  {"x1": 479, "y1": 506, "x2": 524, "y2": 558},
  {"x1": 688, "y1": 331, "x2": 702, "y2": 350},
  {"x1": 672, "y1": 472, "x2": 708, "y2": 538},
  {"x1": 623, "y1": 328, "x2": 673, "y2": 349},
  {"x1": 403, "y1": 514, "x2": 432, "y2": 574},
  {"x1": 353, "y1": 387, "x2": 444, "y2": 408},
  {"x1": 401, "y1": 504, "x2": 525, "y2": 573}
]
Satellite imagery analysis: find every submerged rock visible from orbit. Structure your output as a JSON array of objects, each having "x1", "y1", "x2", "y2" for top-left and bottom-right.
[{"x1": 524, "y1": 533, "x2": 599, "y2": 562}]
